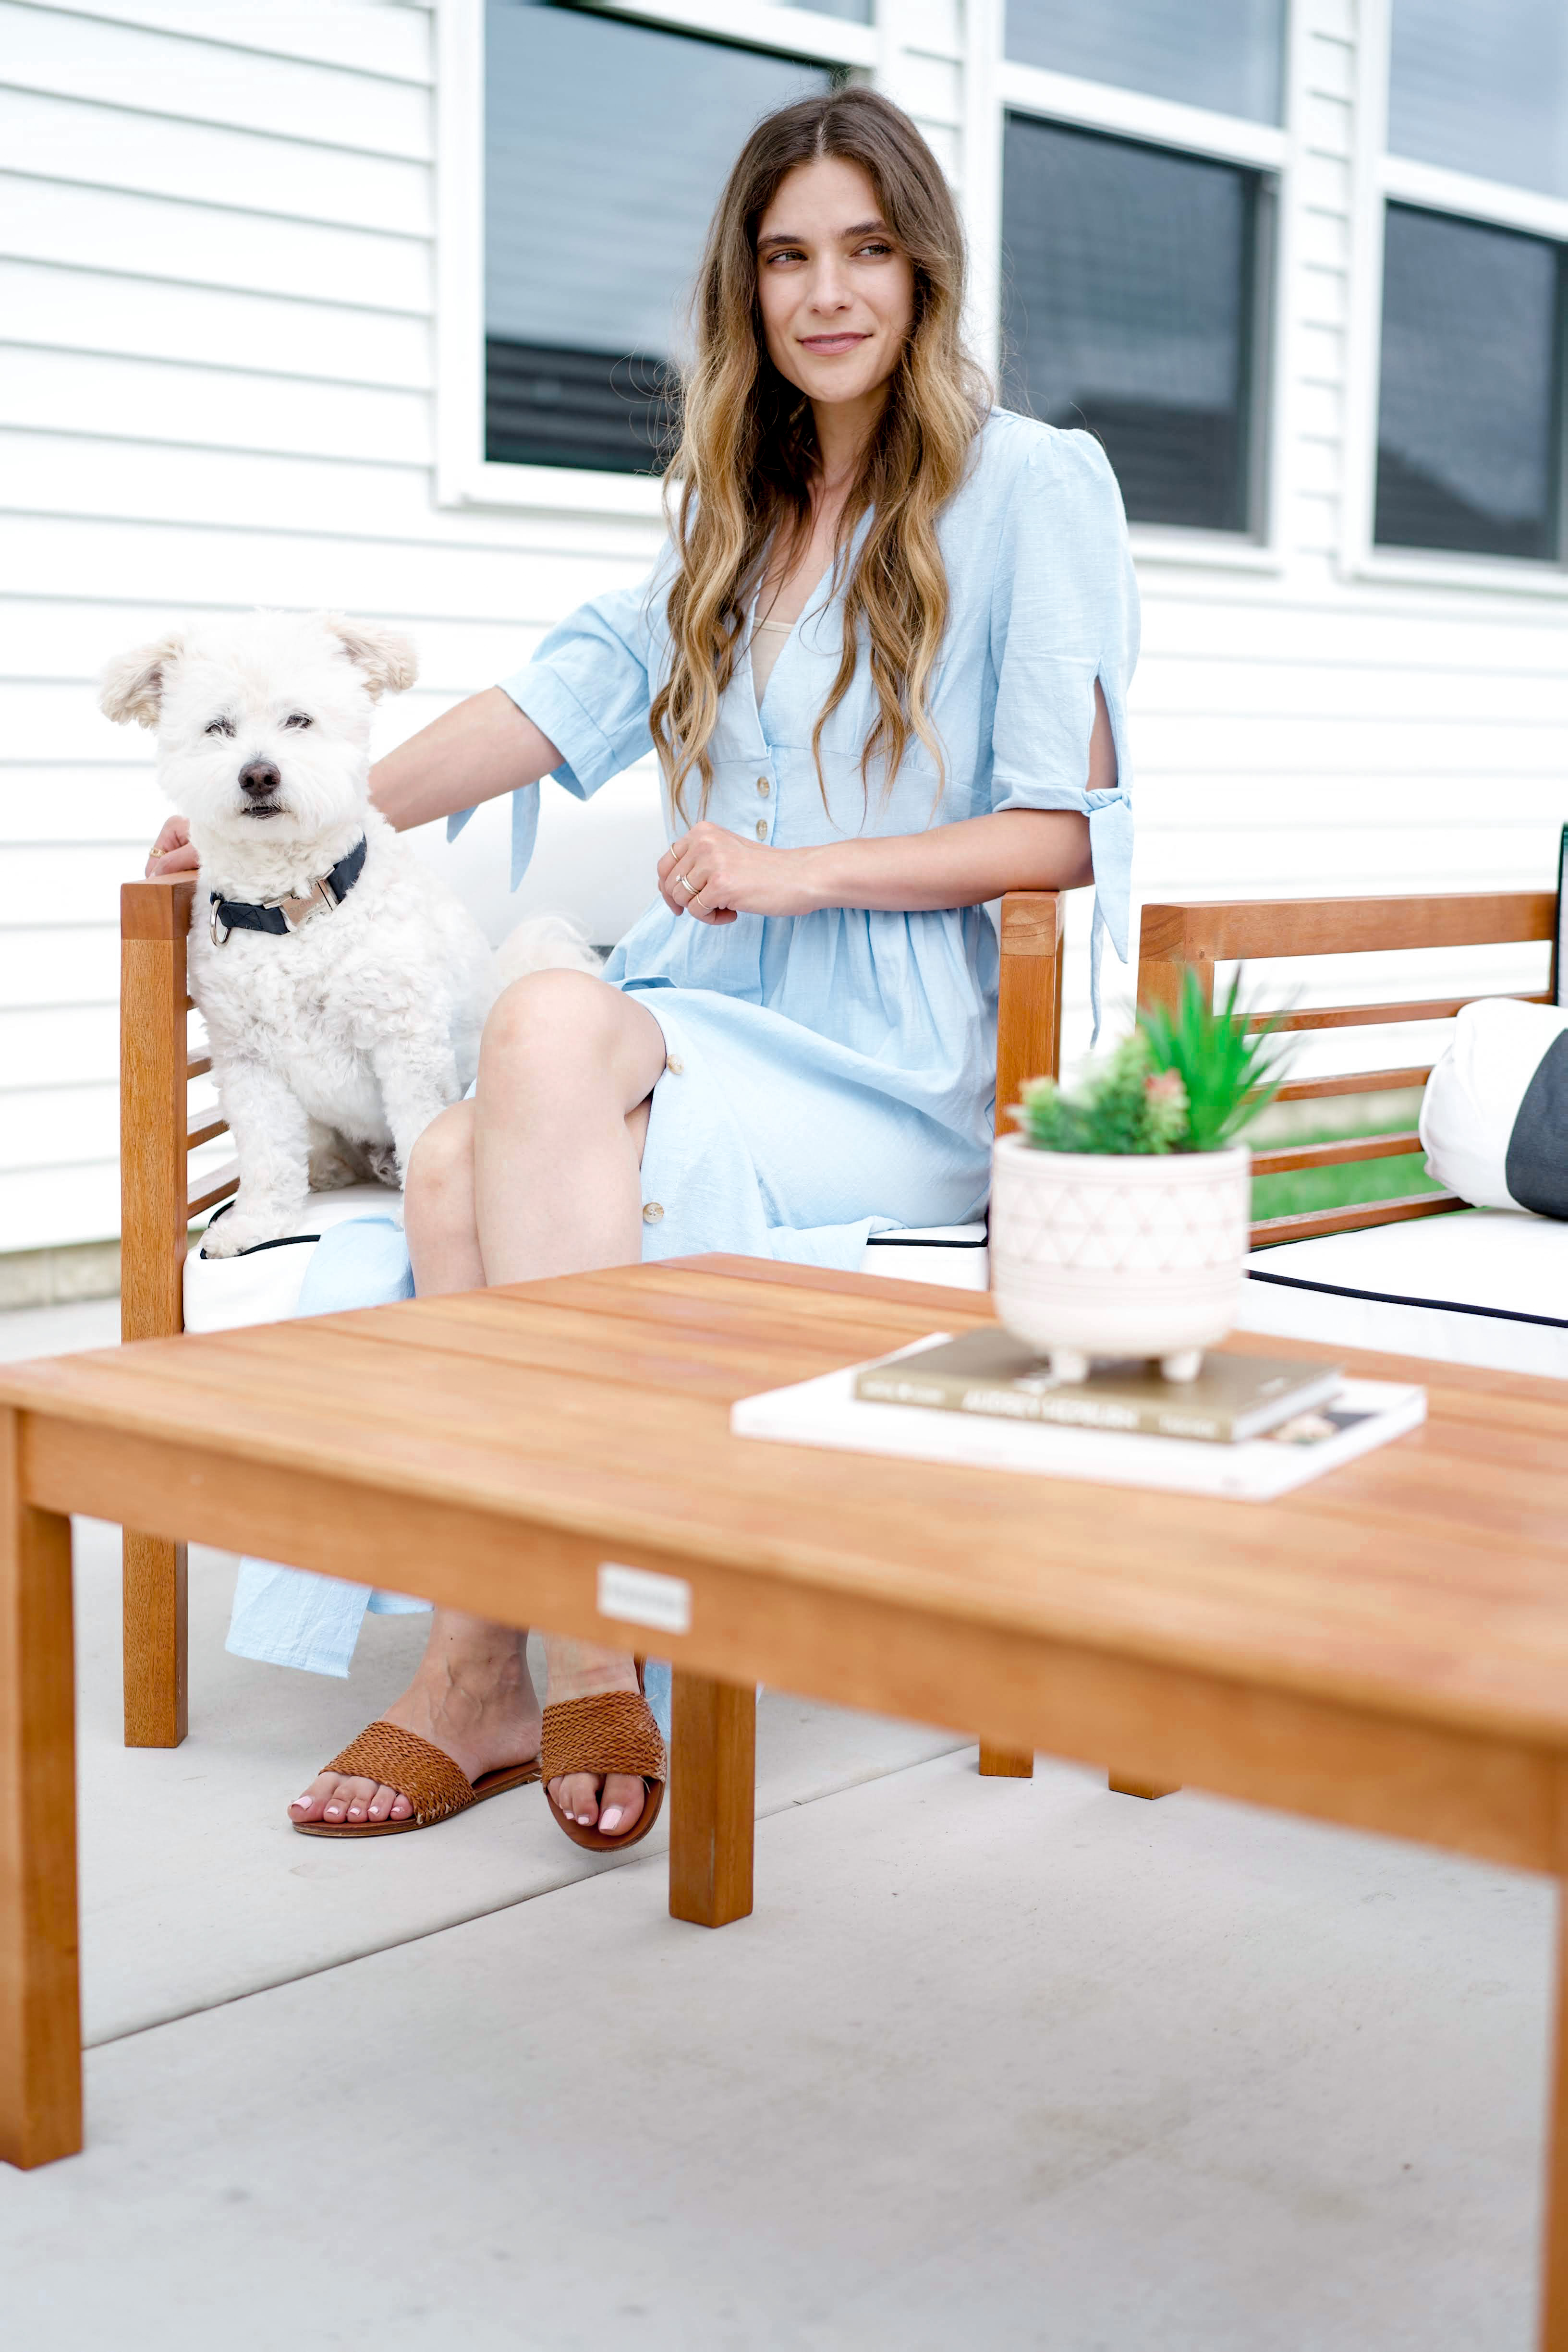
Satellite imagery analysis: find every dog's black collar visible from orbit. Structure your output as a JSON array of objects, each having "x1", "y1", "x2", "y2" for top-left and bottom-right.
[{"x1": 209, "y1": 836, "x2": 368, "y2": 945}]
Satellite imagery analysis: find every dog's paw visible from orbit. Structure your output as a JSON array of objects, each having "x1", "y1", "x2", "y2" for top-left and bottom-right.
[
  {"x1": 364, "y1": 1142, "x2": 401, "y2": 1188},
  {"x1": 201, "y1": 1211, "x2": 292, "y2": 1259}
]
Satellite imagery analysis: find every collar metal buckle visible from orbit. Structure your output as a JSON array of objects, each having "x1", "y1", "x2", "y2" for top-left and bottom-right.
[{"x1": 264, "y1": 872, "x2": 341, "y2": 932}]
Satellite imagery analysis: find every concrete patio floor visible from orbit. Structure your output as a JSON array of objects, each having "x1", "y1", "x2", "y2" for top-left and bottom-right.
[{"x1": 0, "y1": 1300, "x2": 1555, "y2": 2349}]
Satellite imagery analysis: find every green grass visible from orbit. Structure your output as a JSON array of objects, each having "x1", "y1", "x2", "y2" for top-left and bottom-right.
[{"x1": 1249, "y1": 1131, "x2": 1447, "y2": 1225}]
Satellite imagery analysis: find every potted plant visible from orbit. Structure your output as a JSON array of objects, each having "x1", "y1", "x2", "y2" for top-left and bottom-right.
[{"x1": 989, "y1": 972, "x2": 1288, "y2": 1384}]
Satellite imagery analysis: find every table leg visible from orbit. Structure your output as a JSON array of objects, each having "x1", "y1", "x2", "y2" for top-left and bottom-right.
[
  {"x1": 979, "y1": 1745, "x2": 1034, "y2": 1778},
  {"x1": 0, "y1": 1408, "x2": 82, "y2": 2168},
  {"x1": 669, "y1": 1669, "x2": 754, "y2": 1928},
  {"x1": 1109, "y1": 1772, "x2": 1181, "y2": 1800},
  {"x1": 1542, "y1": 1887, "x2": 1568, "y2": 2348},
  {"x1": 122, "y1": 1531, "x2": 187, "y2": 1748}
]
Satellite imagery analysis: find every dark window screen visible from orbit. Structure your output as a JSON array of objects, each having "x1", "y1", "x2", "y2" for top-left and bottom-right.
[
  {"x1": 486, "y1": 2, "x2": 833, "y2": 474},
  {"x1": 1375, "y1": 204, "x2": 1562, "y2": 562},
  {"x1": 1001, "y1": 118, "x2": 1261, "y2": 532}
]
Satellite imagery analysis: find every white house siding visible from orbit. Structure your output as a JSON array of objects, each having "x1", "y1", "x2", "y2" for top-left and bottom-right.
[
  {"x1": 0, "y1": 0, "x2": 671, "y2": 1256},
  {"x1": 1, "y1": 0, "x2": 1563, "y2": 1261}
]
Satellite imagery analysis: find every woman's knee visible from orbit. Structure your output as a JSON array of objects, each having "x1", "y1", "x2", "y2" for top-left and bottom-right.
[
  {"x1": 405, "y1": 1099, "x2": 474, "y2": 1220},
  {"x1": 480, "y1": 969, "x2": 638, "y2": 1093}
]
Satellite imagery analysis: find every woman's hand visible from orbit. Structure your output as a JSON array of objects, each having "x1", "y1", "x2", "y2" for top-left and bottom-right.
[
  {"x1": 146, "y1": 816, "x2": 198, "y2": 877},
  {"x1": 656, "y1": 803, "x2": 1095, "y2": 923},
  {"x1": 657, "y1": 823, "x2": 820, "y2": 924}
]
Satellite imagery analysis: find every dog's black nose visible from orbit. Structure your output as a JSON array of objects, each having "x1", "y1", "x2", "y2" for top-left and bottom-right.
[{"x1": 239, "y1": 760, "x2": 281, "y2": 798}]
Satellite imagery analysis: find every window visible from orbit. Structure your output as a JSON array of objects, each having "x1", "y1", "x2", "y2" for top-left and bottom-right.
[
  {"x1": 1389, "y1": 0, "x2": 1568, "y2": 202},
  {"x1": 1374, "y1": 206, "x2": 1564, "y2": 563},
  {"x1": 485, "y1": 0, "x2": 834, "y2": 475},
  {"x1": 1004, "y1": 0, "x2": 1286, "y2": 126},
  {"x1": 1001, "y1": 120, "x2": 1265, "y2": 533}
]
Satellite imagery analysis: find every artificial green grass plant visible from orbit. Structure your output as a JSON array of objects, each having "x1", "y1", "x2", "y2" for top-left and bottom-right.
[{"x1": 1009, "y1": 969, "x2": 1290, "y2": 1156}]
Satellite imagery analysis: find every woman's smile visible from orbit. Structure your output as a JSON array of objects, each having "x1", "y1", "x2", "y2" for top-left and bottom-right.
[{"x1": 799, "y1": 330, "x2": 872, "y2": 354}]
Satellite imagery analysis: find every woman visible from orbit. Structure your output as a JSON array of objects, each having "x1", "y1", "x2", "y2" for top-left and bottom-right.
[{"x1": 150, "y1": 86, "x2": 1136, "y2": 1849}]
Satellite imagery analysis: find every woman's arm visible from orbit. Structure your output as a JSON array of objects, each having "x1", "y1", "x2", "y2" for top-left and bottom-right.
[
  {"x1": 146, "y1": 688, "x2": 561, "y2": 875},
  {"x1": 657, "y1": 806, "x2": 1092, "y2": 923},
  {"x1": 368, "y1": 687, "x2": 562, "y2": 832},
  {"x1": 657, "y1": 681, "x2": 1113, "y2": 922}
]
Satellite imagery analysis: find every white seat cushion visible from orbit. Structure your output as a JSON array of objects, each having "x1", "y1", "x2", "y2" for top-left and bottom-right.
[
  {"x1": 1238, "y1": 1207, "x2": 1568, "y2": 1378},
  {"x1": 862, "y1": 1224, "x2": 989, "y2": 1293},
  {"x1": 186, "y1": 1198, "x2": 991, "y2": 1330},
  {"x1": 184, "y1": 1185, "x2": 403, "y2": 1334}
]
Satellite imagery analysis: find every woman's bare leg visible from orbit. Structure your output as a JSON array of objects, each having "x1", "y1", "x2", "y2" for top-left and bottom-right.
[
  {"x1": 289, "y1": 1104, "x2": 542, "y2": 1827},
  {"x1": 289, "y1": 980, "x2": 669, "y2": 1833},
  {"x1": 472, "y1": 972, "x2": 667, "y2": 1834},
  {"x1": 470, "y1": 968, "x2": 662, "y2": 1285}
]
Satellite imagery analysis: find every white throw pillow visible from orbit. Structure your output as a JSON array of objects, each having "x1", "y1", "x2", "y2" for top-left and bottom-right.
[{"x1": 1420, "y1": 998, "x2": 1568, "y2": 1216}]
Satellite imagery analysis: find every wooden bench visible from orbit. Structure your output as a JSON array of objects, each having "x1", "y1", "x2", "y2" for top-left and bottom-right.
[
  {"x1": 1137, "y1": 886, "x2": 1561, "y2": 1249},
  {"x1": 117, "y1": 875, "x2": 1068, "y2": 1754}
]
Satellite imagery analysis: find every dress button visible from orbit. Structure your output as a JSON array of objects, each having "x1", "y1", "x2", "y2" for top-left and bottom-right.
[
  {"x1": 665, "y1": 1055, "x2": 683, "y2": 1075},
  {"x1": 642, "y1": 1201, "x2": 664, "y2": 1224},
  {"x1": 755, "y1": 818, "x2": 768, "y2": 841},
  {"x1": 756, "y1": 778, "x2": 771, "y2": 797}
]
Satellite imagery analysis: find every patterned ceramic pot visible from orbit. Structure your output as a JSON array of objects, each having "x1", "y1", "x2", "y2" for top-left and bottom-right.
[{"x1": 988, "y1": 1135, "x2": 1252, "y2": 1382}]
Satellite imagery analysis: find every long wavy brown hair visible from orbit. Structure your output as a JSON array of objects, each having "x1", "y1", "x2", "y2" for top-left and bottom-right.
[{"x1": 650, "y1": 86, "x2": 988, "y2": 823}]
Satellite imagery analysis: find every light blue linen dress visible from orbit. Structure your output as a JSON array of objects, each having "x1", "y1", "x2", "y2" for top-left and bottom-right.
[{"x1": 225, "y1": 410, "x2": 1138, "y2": 1677}]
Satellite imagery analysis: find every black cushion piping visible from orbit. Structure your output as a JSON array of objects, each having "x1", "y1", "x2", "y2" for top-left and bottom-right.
[
  {"x1": 1246, "y1": 1267, "x2": 1568, "y2": 1330},
  {"x1": 866, "y1": 1234, "x2": 986, "y2": 1249}
]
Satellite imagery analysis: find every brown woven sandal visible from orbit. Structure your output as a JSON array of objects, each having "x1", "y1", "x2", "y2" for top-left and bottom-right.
[
  {"x1": 292, "y1": 1719, "x2": 540, "y2": 1840},
  {"x1": 540, "y1": 1663, "x2": 667, "y2": 1852}
]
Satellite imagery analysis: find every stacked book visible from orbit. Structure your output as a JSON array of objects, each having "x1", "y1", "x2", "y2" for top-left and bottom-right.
[{"x1": 732, "y1": 1329, "x2": 1425, "y2": 1500}]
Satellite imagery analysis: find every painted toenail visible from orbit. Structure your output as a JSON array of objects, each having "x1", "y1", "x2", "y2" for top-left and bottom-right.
[{"x1": 600, "y1": 1807, "x2": 622, "y2": 1832}]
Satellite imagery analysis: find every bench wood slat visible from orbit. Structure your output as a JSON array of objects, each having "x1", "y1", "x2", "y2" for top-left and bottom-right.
[
  {"x1": 1142, "y1": 891, "x2": 1557, "y2": 965},
  {"x1": 1268, "y1": 1065, "x2": 1434, "y2": 1104},
  {"x1": 1251, "y1": 1131, "x2": 1424, "y2": 1177},
  {"x1": 1247, "y1": 990, "x2": 1553, "y2": 1034},
  {"x1": 186, "y1": 1163, "x2": 240, "y2": 1219},
  {"x1": 1251, "y1": 1190, "x2": 1463, "y2": 1249}
]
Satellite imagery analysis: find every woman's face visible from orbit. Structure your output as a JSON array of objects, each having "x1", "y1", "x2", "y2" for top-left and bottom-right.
[{"x1": 754, "y1": 157, "x2": 915, "y2": 418}]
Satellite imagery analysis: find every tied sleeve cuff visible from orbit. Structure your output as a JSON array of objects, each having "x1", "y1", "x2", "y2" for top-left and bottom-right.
[
  {"x1": 495, "y1": 662, "x2": 621, "y2": 800},
  {"x1": 445, "y1": 782, "x2": 540, "y2": 892},
  {"x1": 1087, "y1": 794, "x2": 1132, "y2": 967}
]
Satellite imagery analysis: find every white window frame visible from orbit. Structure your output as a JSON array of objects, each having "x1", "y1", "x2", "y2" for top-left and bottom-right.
[
  {"x1": 434, "y1": 0, "x2": 872, "y2": 516},
  {"x1": 438, "y1": 0, "x2": 1297, "y2": 564},
  {"x1": 985, "y1": 41, "x2": 1293, "y2": 572},
  {"x1": 1343, "y1": 0, "x2": 1568, "y2": 599}
]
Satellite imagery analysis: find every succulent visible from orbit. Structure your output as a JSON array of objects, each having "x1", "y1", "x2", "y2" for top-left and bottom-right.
[
  {"x1": 1138, "y1": 967, "x2": 1290, "y2": 1152},
  {"x1": 1009, "y1": 969, "x2": 1289, "y2": 1156},
  {"x1": 1012, "y1": 1031, "x2": 1191, "y2": 1155}
]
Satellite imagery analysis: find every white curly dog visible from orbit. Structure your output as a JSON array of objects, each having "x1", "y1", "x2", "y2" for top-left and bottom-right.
[{"x1": 100, "y1": 609, "x2": 598, "y2": 1258}]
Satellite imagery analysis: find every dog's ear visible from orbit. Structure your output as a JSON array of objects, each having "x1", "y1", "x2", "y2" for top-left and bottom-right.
[
  {"x1": 97, "y1": 634, "x2": 185, "y2": 729},
  {"x1": 322, "y1": 616, "x2": 419, "y2": 701}
]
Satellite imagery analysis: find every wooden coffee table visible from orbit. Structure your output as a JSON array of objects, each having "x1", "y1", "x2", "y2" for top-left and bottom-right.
[{"x1": 6, "y1": 1258, "x2": 1568, "y2": 2336}]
